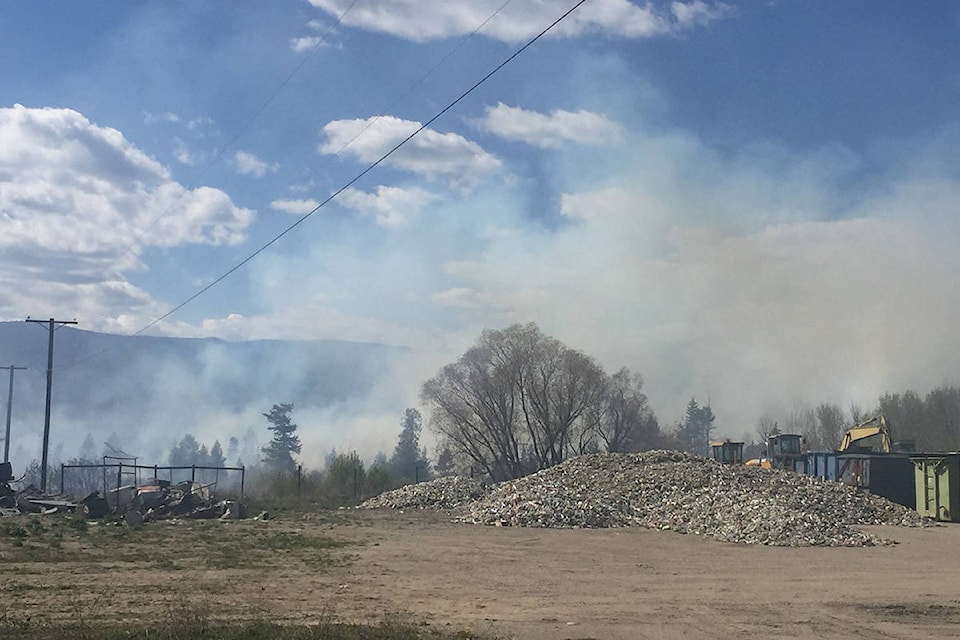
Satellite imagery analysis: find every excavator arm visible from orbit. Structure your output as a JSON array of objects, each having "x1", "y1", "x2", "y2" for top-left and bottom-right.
[{"x1": 838, "y1": 416, "x2": 892, "y2": 453}]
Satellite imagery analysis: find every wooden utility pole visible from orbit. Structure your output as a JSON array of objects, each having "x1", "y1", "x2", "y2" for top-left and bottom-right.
[
  {"x1": 3, "y1": 365, "x2": 26, "y2": 463},
  {"x1": 26, "y1": 317, "x2": 77, "y2": 492}
]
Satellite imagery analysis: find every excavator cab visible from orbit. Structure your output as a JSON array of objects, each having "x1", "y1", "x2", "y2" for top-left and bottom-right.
[
  {"x1": 745, "y1": 433, "x2": 805, "y2": 470},
  {"x1": 710, "y1": 441, "x2": 745, "y2": 465},
  {"x1": 768, "y1": 433, "x2": 803, "y2": 457}
]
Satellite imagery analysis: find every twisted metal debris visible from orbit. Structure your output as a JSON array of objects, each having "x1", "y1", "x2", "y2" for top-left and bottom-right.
[{"x1": 364, "y1": 451, "x2": 927, "y2": 547}]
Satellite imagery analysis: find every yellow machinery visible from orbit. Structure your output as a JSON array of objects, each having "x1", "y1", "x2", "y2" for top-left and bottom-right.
[
  {"x1": 838, "y1": 416, "x2": 892, "y2": 453},
  {"x1": 710, "y1": 440, "x2": 745, "y2": 465},
  {"x1": 745, "y1": 433, "x2": 805, "y2": 470}
]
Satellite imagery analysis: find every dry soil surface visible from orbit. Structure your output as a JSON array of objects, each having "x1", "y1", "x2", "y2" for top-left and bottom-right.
[{"x1": 2, "y1": 509, "x2": 960, "y2": 639}]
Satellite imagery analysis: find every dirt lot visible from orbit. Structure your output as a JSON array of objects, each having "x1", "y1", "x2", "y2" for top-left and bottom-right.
[{"x1": 2, "y1": 508, "x2": 959, "y2": 639}]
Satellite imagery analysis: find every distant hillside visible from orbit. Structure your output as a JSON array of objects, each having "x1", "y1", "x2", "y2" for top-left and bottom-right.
[{"x1": 0, "y1": 322, "x2": 403, "y2": 466}]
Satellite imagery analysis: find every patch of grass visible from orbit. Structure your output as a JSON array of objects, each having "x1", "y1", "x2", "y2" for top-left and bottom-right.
[
  {"x1": 58, "y1": 515, "x2": 89, "y2": 535},
  {"x1": 201, "y1": 526, "x2": 347, "y2": 570},
  {"x1": 0, "y1": 602, "x2": 495, "y2": 640},
  {"x1": 0, "y1": 522, "x2": 28, "y2": 544}
]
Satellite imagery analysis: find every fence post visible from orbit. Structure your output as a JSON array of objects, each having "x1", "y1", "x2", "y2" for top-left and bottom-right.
[
  {"x1": 297, "y1": 465, "x2": 302, "y2": 497},
  {"x1": 240, "y1": 467, "x2": 245, "y2": 497},
  {"x1": 191, "y1": 465, "x2": 196, "y2": 482},
  {"x1": 60, "y1": 465, "x2": 65, "y2": 495}
]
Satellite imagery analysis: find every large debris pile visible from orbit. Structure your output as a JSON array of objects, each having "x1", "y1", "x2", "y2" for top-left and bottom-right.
[
  {"x1": 111, "y1": 480, "x2": 246, "y2": 523},
  {"x1": 1, "y1": 479, "x2": 245, "y2": 524},
  {"x1": 359, "y1": 475, "x2": 493, "y2": 510},
  {"x1": 458, "y1": 451, "x2": 923, "y2": 546}
]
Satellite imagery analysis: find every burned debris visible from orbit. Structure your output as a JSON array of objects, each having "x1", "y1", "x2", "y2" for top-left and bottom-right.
[{"x1": 1, "y1": 459, "x2": 247, "y2": 524}]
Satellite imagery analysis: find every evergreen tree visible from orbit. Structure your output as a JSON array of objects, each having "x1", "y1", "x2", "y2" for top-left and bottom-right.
[
  {"x1": 226, "y1": 436, "x2": 239, "y2": 463},
  {"x1": 681, "y1": 397, "x2": 715, "y2": 456},
  {"x1": 210, "y1": 440, "x2": 226, "y2": 468},
  {"x1": 261, "y1": 403, "x2": 301, "y2": 471},
  {"x1": 169, "y1": 434, "x2": 201, "y2": 466},
  {"x1": 390, "y1": 408, "x2": 431, "y2": 484}
]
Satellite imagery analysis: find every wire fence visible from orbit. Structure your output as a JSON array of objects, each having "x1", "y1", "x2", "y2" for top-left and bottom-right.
[{"x1": 59, "y1": 462, "x2": 245, "y2": 499}]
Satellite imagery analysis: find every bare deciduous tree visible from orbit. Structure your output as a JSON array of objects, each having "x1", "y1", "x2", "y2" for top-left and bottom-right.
[
  {"x1": 421, "y1": 323, "x2": 656, "y2": 481},
  {"x1": 597, "y1": 368, "x2": 658, "y2": 453}
]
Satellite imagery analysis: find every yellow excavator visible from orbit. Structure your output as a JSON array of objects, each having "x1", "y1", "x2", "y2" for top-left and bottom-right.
[{"x1": 838, "y1": 415, "x2": 892, "y2": 453}]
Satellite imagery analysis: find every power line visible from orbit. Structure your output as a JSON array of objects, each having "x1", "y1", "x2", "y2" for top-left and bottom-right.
[
  {"x1": 118, "y1": 0, "x2": 362, "y2": 262},
  {"x1": 309, "y1": 0, "x2": 516, "y2": 179},
  {"x1": 57, "y1": 0, "x2": 507, "y2": 373},
  {"x1": 133, "y1": 0, "x2": 590, "y2": 337}
]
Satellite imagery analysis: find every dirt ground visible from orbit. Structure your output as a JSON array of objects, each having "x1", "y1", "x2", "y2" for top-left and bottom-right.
[{"x1": 2, "y1": 508, "x2": 960, "y2": 639}]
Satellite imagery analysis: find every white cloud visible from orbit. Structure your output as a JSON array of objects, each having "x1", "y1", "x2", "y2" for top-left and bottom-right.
[
  {"x1": 173, "y1": 138, "x2": 196, "y2": 165},
  {"x1": 430, "y1": 287, "x2": 487, "y2": 309},
  {"x1": 290, "y1": 36, "x2": 323, "y2": 52},
  {"x1": 337, "y1": 185, "x2": 438, "y2": 227},
  {"x1": 233, "y1": 150, "x2": 278, "y2": 177},
  {"x1": 474, "y1": 102, "x2": 624, "y2": 148},
  {"x1": 0, "y1": 104, "x2": 255, "y2": 328},
  {"x1": 319, "y1": 115, "x2": 501, "y2": 188},
  {"x1": 307, "y1": 0, "x2": 728, "y2": 42},
  {"x1": 672, "y1": 0, "x2": 728, "y2": 28},
  {"x1": 142, "y1": 111, "x2": 181, "y2": 125},
  {"x1": 270, "y1": 198, "x2": 320, "y2": 214}
]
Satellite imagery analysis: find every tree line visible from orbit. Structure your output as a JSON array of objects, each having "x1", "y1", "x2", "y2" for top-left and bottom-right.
[
  {"x1": 757, "y1": 385, "x2": 960, "y2": 453},
  {"x1": 28, "y1": 322, "x2": 960, "y2": 503}
]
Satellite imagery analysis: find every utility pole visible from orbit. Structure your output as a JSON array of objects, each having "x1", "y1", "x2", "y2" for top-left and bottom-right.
[
  {"x1": 3, "y1": 365, "x2": 27, "y2": 464},
  {"x1": 26, "y1": 317, "x2": 77, "y2": 493}
]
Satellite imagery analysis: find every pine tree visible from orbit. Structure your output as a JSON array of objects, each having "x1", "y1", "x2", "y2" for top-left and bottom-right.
[
  {"x1": 390, "y1": 408, "x2": 431, "y2": 483},
  {"x1": 210, "y1": 440, "x2": 226, "y2": 468},
  {"x1": 681, "y1": 397, "x2": 715, "y2": 456},
  {"x1": 261, "y1": 403, "x2": 301, "y2": 471}
]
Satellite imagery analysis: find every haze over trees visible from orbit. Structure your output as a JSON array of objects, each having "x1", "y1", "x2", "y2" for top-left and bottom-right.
[
  {"x1": 878, "y1": 386, "x2": 960, "y2": 451},
  {"x1": 420, "y1": 323, "x2": 667, "y2": 481}
]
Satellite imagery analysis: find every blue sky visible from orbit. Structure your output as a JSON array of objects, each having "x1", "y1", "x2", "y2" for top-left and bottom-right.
[{"x1": 3, "y1": 1, "x2": 960, "y2": 444}]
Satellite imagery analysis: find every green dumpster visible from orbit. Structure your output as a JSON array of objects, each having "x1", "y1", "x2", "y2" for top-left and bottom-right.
[{"x1": 911, "y1": 454, "x2": 960, "y2": 522}]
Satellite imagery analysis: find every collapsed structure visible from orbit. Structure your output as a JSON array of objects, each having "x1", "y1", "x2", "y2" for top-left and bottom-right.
[
  {"x1": 2, "y1": 479, "x2": 246, "y2": 523},
  {"x1": 360, "y1": 451, "x2": 926, "y2": 547}
]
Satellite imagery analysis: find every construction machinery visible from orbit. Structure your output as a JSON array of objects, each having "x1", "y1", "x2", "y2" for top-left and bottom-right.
[
  {"x1": 710, "y1": 440, "x2": 745, "y2": 465},
  {"x1": 745, "y1": 433, "x2": 806, "y2": 470},
  {"x1": 838, "y1": 416, "x2": 892, "y2": 453}
]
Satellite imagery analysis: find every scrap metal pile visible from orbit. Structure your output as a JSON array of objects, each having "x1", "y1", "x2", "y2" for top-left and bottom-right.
[
  {"x1": 110, "y1": 480, "x2": 247, "y2": 523},
  {"x1": 364, "y1": 451, "x2": 926, "y2": 547},
  {"x1": 1, "y1": 478, "x2": 245, "y2": 523}
]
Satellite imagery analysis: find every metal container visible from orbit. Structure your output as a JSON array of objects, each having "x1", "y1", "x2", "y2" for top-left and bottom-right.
[
  {"x1": 805, "y1": 451, "x2": 838, "y2": 481},
  {"x1": 911, "y1": 454, "x2": 960, "y2": 522}
]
